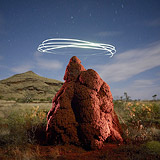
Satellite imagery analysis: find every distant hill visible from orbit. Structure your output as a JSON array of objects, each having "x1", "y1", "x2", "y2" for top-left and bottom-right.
[{"x1": 0, "y1": 71, "x2": 63, "y2": 102}]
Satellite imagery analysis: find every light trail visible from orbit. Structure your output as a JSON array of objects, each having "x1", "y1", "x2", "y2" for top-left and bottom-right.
[{"x1": 37, "y1": 38, "x2": 116, "y2": 57}]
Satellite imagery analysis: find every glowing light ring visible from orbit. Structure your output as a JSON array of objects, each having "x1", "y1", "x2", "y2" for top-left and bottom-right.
[{"x1": 37, "y1": 38, "x2": 116, "y2": 57}]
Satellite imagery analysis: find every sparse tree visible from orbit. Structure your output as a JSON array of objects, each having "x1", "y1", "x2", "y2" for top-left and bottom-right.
[
  {"x1": 152, "y1": 94, "x2": 157, "y2": 101},
  {"x1": 120, "y1": 96, "x2": 123, "y2": 101},
  {"x1": 124, "y1": 92, "x2": 130, "y2": 102}
]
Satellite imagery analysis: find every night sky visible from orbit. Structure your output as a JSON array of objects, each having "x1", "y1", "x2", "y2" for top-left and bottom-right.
[{"x1": 0, "y1": 0, "x2": 160, "y2": 100}]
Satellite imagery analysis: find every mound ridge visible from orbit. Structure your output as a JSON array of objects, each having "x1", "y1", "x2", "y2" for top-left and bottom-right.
[
  {"x1": 46, "y1": 56, "x2": 123, "y2": 150},
  {"x1": 0, "y1": 71, "x2": 63, "y2": 101}
]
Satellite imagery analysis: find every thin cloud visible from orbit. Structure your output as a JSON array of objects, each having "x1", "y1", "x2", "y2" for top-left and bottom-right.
[
  {"x1": 11, "y1": 64, "x2": 33, "y2": 73},
  {"x1": 10, "y1": 52, "x2": 63, "y2": 74},
  {"x1": 34, "y1": 51, "x2": 63, "y2": 70},
  {"x1": 111, "y1": 78, "x2": 160, "y2": 100},
  {"x1": 133, "y1": 78, "x2": 160, "y2": 89},
  {"x1": 96, "y1": 31, "x2": 122, "y2": 37},
  {"x1": 112, "y1": 85, "x2": 160, "y2": 100},
  {"x1": 156, "y1": 72, "x2": 160, "y2": 77},
  {"x1": 36, "y1": 58, "x2": 63, "y2": 70},
  {"x1": 34, "y1": 51, "x2": 43, "y2": 58},
  {"x1": 132, "y1": 79, "x2": 155, "y2": 88},
  {"x1": 147, "y1": 18, "x2": 160, "y2": 27},
  {"x1": 95, "y1": 41, "x2": 160, "y2": 82}
]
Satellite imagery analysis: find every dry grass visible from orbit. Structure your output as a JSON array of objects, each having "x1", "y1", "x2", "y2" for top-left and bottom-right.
[
  {"x1": 0, "y1": 71, "x2": 63, "y2": 101},
  {"x1": 114, "y1": 100, "x2": 160, "y2": 143},
  {"x1": 0, "y1": 100, "x2": 160, "y2": 159}
]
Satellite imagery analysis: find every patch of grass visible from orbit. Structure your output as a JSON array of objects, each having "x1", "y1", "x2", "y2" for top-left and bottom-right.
[
  {"x1": 0, "y1": 144, "x2": 61, "y2": 160},
  {"x1": 0, "y1": 101, "x2": 51, "y2": 146},
  {"x1": 115, "y1": 143, "x2": 160, "y2": 160},
  {"x1": 0, "y1": 100, "x2": 160, "y2": 159},
  {"x1": 114, "y1": 101, "x2": 160, "y2": 142},
  {"x1": 0, "y1": 95, "x2": 4, "y2": 99},
  {"x1": 143, "y1": 141, "x2": 160, "y2": 154}
]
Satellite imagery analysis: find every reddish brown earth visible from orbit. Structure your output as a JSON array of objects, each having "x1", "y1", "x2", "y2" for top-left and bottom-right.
[
  {"x1": 1, "y1": 143, "x2": 159, "y2": 160},
  {"x1": 0, "y1": 143, "x2": 128, "y2": 160},
  {"x1": 46, "y1": 56, "x2": 123, "y2": 150}
]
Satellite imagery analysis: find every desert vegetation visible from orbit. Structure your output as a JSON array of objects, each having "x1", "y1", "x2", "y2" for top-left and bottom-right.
[
  {"x1": 0, "y1": 71, "x2": 63, "y2": 102},
  {"x1": 0, "y1": 99, "x2": 159, "y2": 159}
]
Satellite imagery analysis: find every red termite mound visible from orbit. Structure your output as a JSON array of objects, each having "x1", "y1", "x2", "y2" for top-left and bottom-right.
[{"x1": 46, "y1": 56, "x2": 123, "y2": 150}]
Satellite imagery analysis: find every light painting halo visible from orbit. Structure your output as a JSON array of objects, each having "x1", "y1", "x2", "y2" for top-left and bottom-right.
[{"x1": 37, "y1": 38, "x2": 116, "y2": 57}]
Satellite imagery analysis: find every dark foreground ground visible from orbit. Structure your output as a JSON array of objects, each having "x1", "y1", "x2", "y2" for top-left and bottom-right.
[{"x1": 0, "y1": 142, "x2": 160, "y2": 160}]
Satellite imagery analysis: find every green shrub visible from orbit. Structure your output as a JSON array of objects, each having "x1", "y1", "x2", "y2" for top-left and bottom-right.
[
  {"x1": 151, "y1": 103, "x2": 160, "y2": 119},
  {"x1": 114, "y1": 101, "x2": 160, "y2": 142},
  {"x1": 0, "y1": 95, "x2": 4, "y2": 99},
  {"x1": 7, "y1": 97, "x2": 16, "y2": 101},
  {"x1": 47, "y1": 97, "x2": 52, "y2": 103},
  {"x1": 16, "y1": 97, "x2": 33, "y2": 103},
  {"x1": 40, "y1": 99, "x2": 46, "y2": 102},
  {"x1": 143, "y1": 141, "x2": 160, "y2": 154},
  {"x1": 0, "y1": 106, "x2": 48, "y2": 145}
]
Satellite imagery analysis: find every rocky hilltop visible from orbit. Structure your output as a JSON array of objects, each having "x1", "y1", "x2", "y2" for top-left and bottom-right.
[
  {"x1": 46, "y1": 56, "x2": 123, "y2": 150},
  {"x1": 0, "y1": 71, "x2": 63, "y2": 102}
]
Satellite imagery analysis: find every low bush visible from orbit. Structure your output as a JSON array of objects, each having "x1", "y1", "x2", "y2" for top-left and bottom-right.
[
  {"x1": 144, "y1": 141, "x2": 160, "y2": 154},
  {"x1": 0, "y1": 106, "x2": 49, "y2": 146},
  {"x1": 114, "y1": 101, "x2": 160, "y2": 143}
]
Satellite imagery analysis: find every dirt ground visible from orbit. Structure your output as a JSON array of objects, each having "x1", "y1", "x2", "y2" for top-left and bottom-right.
[{"x1": 1, "y1": 142, "x2": 159, "y2": 160}]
